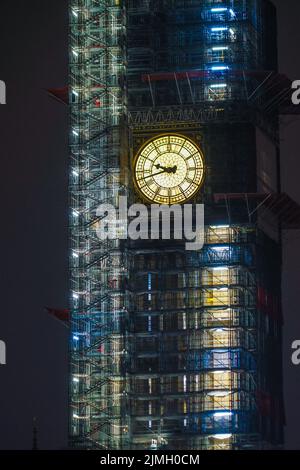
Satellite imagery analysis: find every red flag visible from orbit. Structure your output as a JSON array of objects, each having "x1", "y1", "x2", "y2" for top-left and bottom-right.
[{"x1": 45, "y1": 307, "x2": 70, "y2": 325}]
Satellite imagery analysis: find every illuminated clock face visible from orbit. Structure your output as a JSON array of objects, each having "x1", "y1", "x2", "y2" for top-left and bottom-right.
[{"x1": 133, "y1": 135, "x2": 205, "y2": 204}]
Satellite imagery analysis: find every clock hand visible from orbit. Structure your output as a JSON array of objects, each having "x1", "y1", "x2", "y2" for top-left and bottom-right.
[
  {"x1": 155, "y1": 164, "x2": 178, "y2": 174},
  {"x1": 164, "y1": 165, "x2": 177, "y2": 174},
  {"x1": 137, "y1": 169, "x2": 167, "y2": 181},
  {"x1": 155, "y1": 163, "x2": 168, "y2": 171}
]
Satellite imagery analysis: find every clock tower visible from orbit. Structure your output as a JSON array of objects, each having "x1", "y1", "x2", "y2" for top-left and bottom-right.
[
  {"x1": 69, "y1": 0, "x2": 285, "y2": 451},
  {"x1": 126, "y1": 0, "x2": 284, "y2": 451}
]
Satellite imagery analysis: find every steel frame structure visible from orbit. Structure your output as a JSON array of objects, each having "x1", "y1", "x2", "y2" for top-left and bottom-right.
[
  {"x1": 69, "y1": 0, "x2": 130, "y2": 449},
  {"x1": 129, "y1": 224, "x2": 260, "y2": 450},
  {"x1": 68, "y1": 0, "x2": 285, "y2": 450}
]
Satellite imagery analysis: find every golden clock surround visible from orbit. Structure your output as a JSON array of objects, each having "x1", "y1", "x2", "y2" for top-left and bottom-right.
[{"x1": 133, "y1": 133, "x2": 205, "y2": 205}]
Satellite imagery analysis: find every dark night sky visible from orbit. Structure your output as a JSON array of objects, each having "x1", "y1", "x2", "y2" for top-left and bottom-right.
[{"x1": 0, "y1": 0, "x2": 300, "y2": 450}]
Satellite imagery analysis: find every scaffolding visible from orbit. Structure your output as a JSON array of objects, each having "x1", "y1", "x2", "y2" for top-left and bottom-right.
[
  {"x1": 69, "y1": 0, "x2": 129, "y2": 450},
  {"x1": 68, "y1": 0, "x2": 285, "y2": 451},
  {"x1": 129, "y1": 224, "x2": 261, "y2": 450},
  {"x1": 128, "y1": 0, "x2": 263, "y2": 106},
  {"x1": 125, "y1": 0, "x2": 283, "y2": 451},
  {"x1": 127, "y1": 0, "x2": 281, "y2": 143}
]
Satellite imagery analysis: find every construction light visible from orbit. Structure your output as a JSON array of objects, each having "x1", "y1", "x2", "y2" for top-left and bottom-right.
[
  {"x1": 213, "y1": 411, "x2": 233, "y2": 418},
  {"x1": 212, "y1": 46, "x2": 228, "y2": 51},
  {"x1": 211, "y1": 27, "x2": 228, "y2": 32},
  {"x1": 208, "y1": 391, "x2": 230, "y2": 397},
  {"x1": 213, "y1": 434, "x2": 232, "y2": 440},
  {"x1": 211, "y1": 8, "x2": 228, "y2": 13},
  {"x1": 210, "y1": 84, "x2": 227, "y2": 88},
  {"x1": 211, "y1": 66, "x2": 229, "y2": 71}
]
